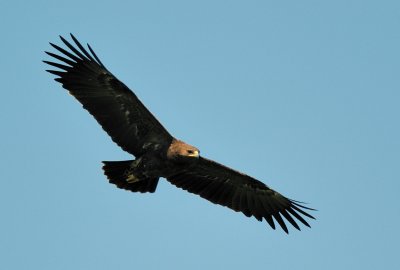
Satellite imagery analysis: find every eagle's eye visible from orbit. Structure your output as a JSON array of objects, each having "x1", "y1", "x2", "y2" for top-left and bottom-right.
[{"x1": 187, "y1": 150, "x2": 194, "y2": 154}]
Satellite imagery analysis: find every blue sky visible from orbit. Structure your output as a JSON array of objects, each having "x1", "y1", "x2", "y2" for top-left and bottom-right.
[{"x1": 1, "y1": 0, "x2": 399, "y2": 269}]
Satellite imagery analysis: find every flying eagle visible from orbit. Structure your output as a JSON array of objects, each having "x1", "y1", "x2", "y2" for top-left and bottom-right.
[{"x1": 44, "y1": 34, "x2": 315, "y2": 233}]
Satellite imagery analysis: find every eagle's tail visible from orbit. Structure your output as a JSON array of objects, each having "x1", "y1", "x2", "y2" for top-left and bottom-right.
[{"x1": 102, "y1": 160, "x2": 159, "y2": 193}]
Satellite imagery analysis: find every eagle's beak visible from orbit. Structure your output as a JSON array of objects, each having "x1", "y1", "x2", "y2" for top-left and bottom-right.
[{"x1": 189, "y1": 150, "x2": 200, "y2": 158}]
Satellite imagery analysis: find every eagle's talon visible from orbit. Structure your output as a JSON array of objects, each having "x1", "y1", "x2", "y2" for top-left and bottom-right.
[{"x1": 126, "y1": 174, "x2": 140, "y2": 183}]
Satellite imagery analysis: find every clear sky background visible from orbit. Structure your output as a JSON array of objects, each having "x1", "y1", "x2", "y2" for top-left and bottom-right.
[{"x1": 1, "y1": 1, "x2": 399, "y2": 269}]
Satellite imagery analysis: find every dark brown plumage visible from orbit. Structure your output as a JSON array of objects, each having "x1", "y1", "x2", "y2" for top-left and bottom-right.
[{"x1": 44, "y1": 34, "x2": 315, "y2": 233}]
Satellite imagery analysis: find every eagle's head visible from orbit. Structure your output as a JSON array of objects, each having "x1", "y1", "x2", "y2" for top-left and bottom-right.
[{"x1": 167, "y1": 139, "x2": 200, "y2": 162}]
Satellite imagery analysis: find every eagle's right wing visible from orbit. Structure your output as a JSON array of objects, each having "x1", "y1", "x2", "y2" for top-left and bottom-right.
[
  {"x1": 44, "y1": 34, "x2": 173, "y2": 156},
  {"x1": 167, "y1": 157, "x2": 315, "y2": 233}
]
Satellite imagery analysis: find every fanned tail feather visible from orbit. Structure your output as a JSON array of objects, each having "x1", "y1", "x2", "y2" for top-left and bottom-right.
[{"x1": 102, "y1": 160, "x2": 159, "y2": 193}]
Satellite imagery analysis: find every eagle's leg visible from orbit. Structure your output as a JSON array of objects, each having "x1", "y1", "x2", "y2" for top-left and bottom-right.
[
  {"x1": 125, "y1": 174, "x2": 140, "y2": 183},
  {"x1": 124, "y1": 157, "x2": 147, "y2": 183}
]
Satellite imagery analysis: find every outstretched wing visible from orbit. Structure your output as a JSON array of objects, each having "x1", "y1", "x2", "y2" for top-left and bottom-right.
[
  {"x1": 167, "y1": 157, "x2": 315, "y2": 233},
  {"x1": 44, "y1": 34, "x2": 173, "y2": 156}
]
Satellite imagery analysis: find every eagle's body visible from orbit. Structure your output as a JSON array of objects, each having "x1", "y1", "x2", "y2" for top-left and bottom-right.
[
  {"x1": 104, "y1": 139, "x2": 200, "y2": 193},
  {"x1": 44, "y1": 34, "x2": 315, "y2": 233}
]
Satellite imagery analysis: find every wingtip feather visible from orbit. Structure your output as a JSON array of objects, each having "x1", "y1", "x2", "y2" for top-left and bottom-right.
[{"x1": 273, "y1": 213, "x2": 289, "y2": 234}]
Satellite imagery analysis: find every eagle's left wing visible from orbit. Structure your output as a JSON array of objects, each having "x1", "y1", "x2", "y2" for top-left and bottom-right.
[
  {"x1": 44, "y1": 34, "x2": 173, "y2": 157},
  {"x1": 167, "y1": 157, "x2": 315, "y2": 233}
]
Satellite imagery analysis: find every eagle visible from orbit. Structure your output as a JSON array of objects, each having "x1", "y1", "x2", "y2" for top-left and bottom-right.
[{"x1": 44, "y1": 34, "x2": 315, "y2": 233}]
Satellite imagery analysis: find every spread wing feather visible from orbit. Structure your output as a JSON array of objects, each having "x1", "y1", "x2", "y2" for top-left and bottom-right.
[
  {"x1": 44, "y1": 34, "x2": 172, "y2": 156},
  {"x1": 167, "y1": 157, "x2": 315, "y2": 233}
]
